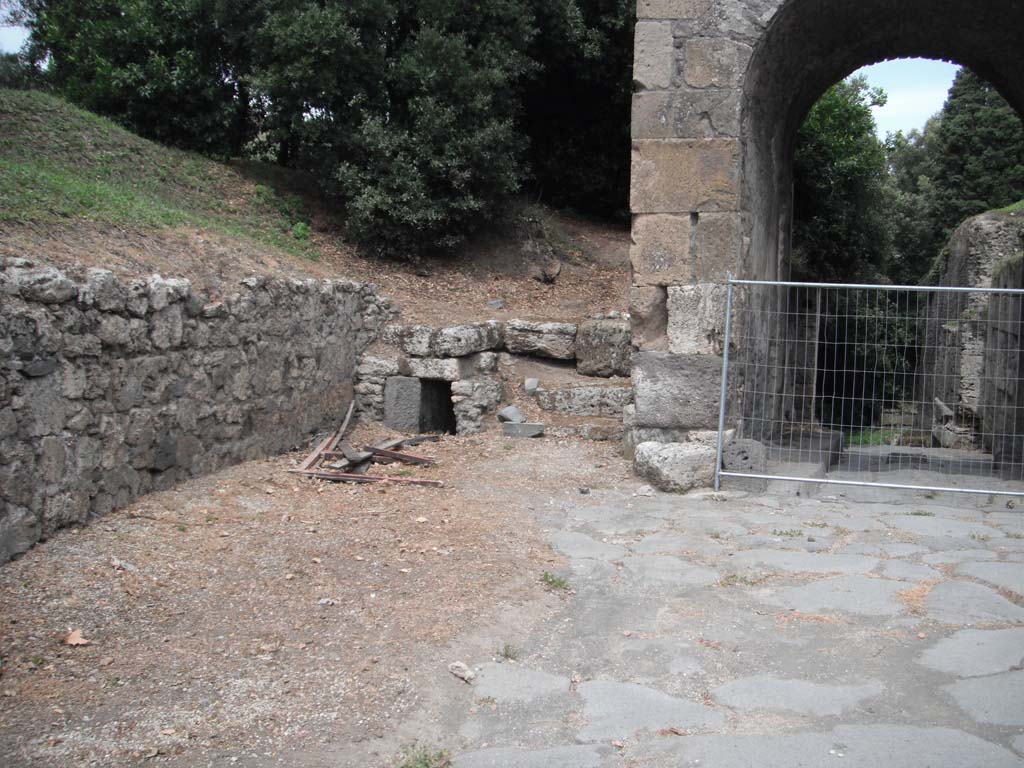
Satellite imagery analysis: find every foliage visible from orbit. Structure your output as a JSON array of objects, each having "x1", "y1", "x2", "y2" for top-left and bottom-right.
[
  {"x1": 0, "y1": 88, "x2": 317, "y2": 258},
  {"x1": 521, "y1": 0, "x2": 634, "y2": 219},
  {"x1": 792, "y1": 76, "x2": 894, "y2": 282},
  {"x1": 0, "y1": 51, "x2": 44, "y2": 89},
  {"x1": 887, "y1": 69, "x2": 1024, "y2": 284},
  {"x1": 393, "y1": 746, "x2": 451, "y2": 768}
]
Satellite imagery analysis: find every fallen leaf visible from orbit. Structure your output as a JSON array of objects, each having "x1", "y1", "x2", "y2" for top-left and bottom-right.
[{"x1": 63, "y1": 629, "x2": 90, "y2": 646}]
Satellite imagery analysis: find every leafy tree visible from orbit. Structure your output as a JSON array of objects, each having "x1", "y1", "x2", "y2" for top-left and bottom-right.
[
  {"x1": 0, "y1": 51, "x2": 41, "y2": 89},
  {"x1": 792, "y1": 76, "x2": 894, "y2": 282}
]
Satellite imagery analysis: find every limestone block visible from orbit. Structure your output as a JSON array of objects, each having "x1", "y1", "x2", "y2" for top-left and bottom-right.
[
  {"x1": 637, "y1": 0, "x2": 710, "y2": 19},
  {"x1": 404, "y1": 356, "x2": 469, "y2": 382},
  {"x1": 80, "y1": 268, "x2": 126, "y2": 312},
  {"x1": 577, "y1": 318, "x2": 632, "y2": 377},
  {"x1": 634, "y1": 441, "x2": 716, "y2": 492},
  {"x1": 0, "y1": 506, "x2": 39, "y2": 563},
  {"x1": 432, "y1": 321, "x2": 503, "y2": 357},
  {"x1": 384, "y1": 376, "x2": 422, "y2": 433},
  {"x1": 630, "y1": 286, "x2": 669, "y2": 351},
  {"x1": 536, "y1": 384, "x2": 633, "y2": 418},
  {"x1": 633, "y1": 351, "x2": 721, "y2": 429},
  {"x1": 630, "y1": 139, "x2": 740, "y2": 213},
  {"x1": 451, "y1": 378, "x2": 503, "y2": 435},
  {"x1": 505, "y1": 320, "x2": 577, "y2": 360},
  {"x1": 356, "y1": 355, "x2": 401, "y2": 378},
  {"x1": 667, "y1": 283, "x2": 727, "y2": 354},
  {"x1": 400, "y1": 325, "x2": 434, "y2": 357},
  {"x1": 633, "y1": 22, "x2": 674, "y2": 90},
  {"x1": 631, "y1": 214, "x2": 692, "y2": 286},
  {"x1": 682, "y1": 38, "x2": 751, "y2": 89},
  {"x1": 723, "y1": 438, "x2": 767, "y2": 472},
  {"x1": 632, "y1": 89, "x2": 741, "y2": 140},
  {"x1": 622, "y1": 425, "x2": 691, "y2": 461},
  {"x1": 15, "y1": 268, "x2": 77, "y2": 304},
  {"x1": 693, "y1": 212, "x2": 743, "y2": 279}
]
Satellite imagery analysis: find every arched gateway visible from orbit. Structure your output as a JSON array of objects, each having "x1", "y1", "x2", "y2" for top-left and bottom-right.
[{"x1": 627, "y1": 0, "x2": 1024, "y2": 437}]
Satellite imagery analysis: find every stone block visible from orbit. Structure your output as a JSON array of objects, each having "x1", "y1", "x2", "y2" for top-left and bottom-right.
[
  {"x1": 633, "y1": 22, "x2": 674, "y2": 90},
  {"x1": 497, "y1": 405, "x2": 526, "y2": 423},
  {"x1": 452, "y1": 378, "x2": 503, "y2": 435},
  {"x1": 357, "y1": 355, "x2": 401, "y2": 378},
  {"x1": 693, "y1": 212, "x2": 743, "y2": 279},
  {"x1": 80, "y1": 268, "x2": 126, "y2": 312},
  {"x1": 577, "y1": 318, "x2": 632, "y2": 377},
  {"x1": 632, "y1": 89, "x2": 741, "y2": 140},
  {"x1": 433, "y1": 321, "x2": 503, "y2": 357},
  {"x1": 503, "y1": 422, "x2": 545, "y2": 438},
  {"x1": 384, "y1": 376, "x2": 422, "y2": 433},
  {"x1": 536, "y1": 384, "x2": 633, "y2": 418},
  {"x1": 667, "y1": 283, "x2": 727, "y2": 354},
  {"x1": 0, "y1": 505, "x2": 40, "y2": 563},
  {"x1": 721, "y1": 438, "x2": 768, "y2": 492},
  {"x1": 682, "y1": 38, "x2": 751, "y2": 89},
  {"x1": 630, "y1": 214, "x2": 692, "y2": 286},
  {"x1": 622, "y1": 425, "x2": 691, "y2": 461},
  {"x1": 404, "y1": 357, "x2": 469, "y2": 382},
  {"x1": 400, "y1": 325, "x2": 434, "y2": 356},
  {"x1": 632, "y1": 351, "x2": 721, "y2": 429},
  {"x1": 629, "y1": 285, "x2": 669, "y2": 352},
  {"x1": 630, "y1": 139, "x2": 740, "y2": 213},
  {"x1": 505, "y1": 320, "x2": 577, "y2": 360},
  {"x1": 637, "y1": 0, "x2": 710, "y2": 19},
  {"x1": 15, "y1": 268, "x2": 77, "y2": 304},
  {"x1": 634, "y1": 441, "x2": 716, "y2": 492}
]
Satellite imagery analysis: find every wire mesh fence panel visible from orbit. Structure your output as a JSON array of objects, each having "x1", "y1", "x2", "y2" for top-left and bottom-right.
[{"x1": 715, "y1": 275, "x2": 1024, "y2": 496}]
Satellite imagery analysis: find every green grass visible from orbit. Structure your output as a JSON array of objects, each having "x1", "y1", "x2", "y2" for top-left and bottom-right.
[
  {"x1": 0, "y1": 89, "x2": 319, "y2": 259},
  {"x1": 846, "y1": 429, "x2": 898, "y2": 446},
  {"x1": 393, "y1": 746, "x2": 450, "y2": 768},
  {"x1": 540, "y1": 571, "x2": 570, "y2": 592},
  {"x1": 497, "y1": 642, "x2": 521, "y2": 661},
  {"x1": 996, "y1": 199, "x2": 1024, "y2": 213}
]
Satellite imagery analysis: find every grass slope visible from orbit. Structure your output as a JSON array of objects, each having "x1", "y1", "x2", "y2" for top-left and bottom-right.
[{"x1": 0, "y1": 89, "x2": 318, "y2": 259}]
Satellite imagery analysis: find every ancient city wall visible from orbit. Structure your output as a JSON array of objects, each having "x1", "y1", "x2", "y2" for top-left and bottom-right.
[{"x1": 0, "y1": 258, "x2": 392, "y2": 561}]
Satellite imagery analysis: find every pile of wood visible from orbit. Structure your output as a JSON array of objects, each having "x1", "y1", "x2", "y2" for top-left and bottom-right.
[{"x1": 288, "y1": 403, "x2": 444, "y2": 487}]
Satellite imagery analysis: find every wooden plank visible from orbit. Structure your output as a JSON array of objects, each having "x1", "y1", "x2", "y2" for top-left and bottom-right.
[
  {"x1": 363, "y1": 446, "x2": 436, "y2": 465},
  {"x1": 288, "y1": 469, "x2": 443, "y2": 487},
  {"x1": 339, "y1": 440, "x2": 373, "y2": 464},
  {"x1": 328, "y1": 401, "x2": 357, "y2": 452},
  {"x1": 298, "y1": 431, "x2": 336, "y2": 472}
]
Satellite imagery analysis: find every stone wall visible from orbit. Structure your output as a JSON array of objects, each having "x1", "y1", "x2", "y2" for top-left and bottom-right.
[{"x1": 0, "y1": 259, "x2": 392, "y2": 562}]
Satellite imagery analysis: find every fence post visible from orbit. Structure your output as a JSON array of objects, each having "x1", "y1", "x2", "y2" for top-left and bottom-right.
[{"x1": 715, "y1": 275, "x2": 735, "y2": 491}]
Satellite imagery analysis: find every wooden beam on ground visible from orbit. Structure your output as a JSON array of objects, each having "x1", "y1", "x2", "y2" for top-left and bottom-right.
[
  {"x1": 287, "y1": 469, "x2": 443, "y2": 487},
  {"x1": 363, "y1": 446, "x2": 436, "y2": 465}
]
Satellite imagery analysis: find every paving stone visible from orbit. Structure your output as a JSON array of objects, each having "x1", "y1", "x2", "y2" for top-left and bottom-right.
[
  {"x1": 923, "y1": 549, "x2": 998, "y2": 565},
  {"x1": 944, "y1": 670, "x2": 1024, "y2": 726},
  {"x1": 919, "y1": 628, "x2": 1024, "y2": 677},
  {"x1": 836, "y1": 543, "x2": 883, "y2": 556},
  {"x1": 885, "y1": 515, "x2": 1003, "y2": 541},
  {"x1": 1013, "y1": 735, "x2": 1024, "y2": 755},
  {"x1": 577, "y1": 680, "x2": 722, "y2": 741},
  {"x1": 631, "y1": 532, "x2": 723, "y2": 555},
  {"x1": 957, "y1": 562, "x2": 1024, "y2": 598},
  {"x1": 454, "y1": 745, "x2": 608, "y2": 768},
  {"x1": 630, "y1": 724, "x2": 1022, "y2": 767},
  {"x1": 924, "y1": 581, "x2": 1024, "y2": 625},
  {"x1": 621, "y1": 555, "x2": 719, "y2": 586},
  {"x1": 765, "y1": 575, "x2": 908, "y2": 617},
  {"x1": 550, "y1": 531, "x2": 628, "y2": 561},
  {"x1": 880, "y1": 543, "x2": 930, "y2": 557},
  {"x1": 472, "y1": 663, "x2": 571, "y2": 705},
  {"x1": 881, "y1": 560, "x2": 941, "y2": 582},
  {"x1": 503, "y1": 422, "x2": 545, "y2": 438},
  {"x1": 712, "y1": 675, "x2": 884, "y2": 716},
  {"x1": 725, "y1": 549, "x2": 878, "y2": 575}
]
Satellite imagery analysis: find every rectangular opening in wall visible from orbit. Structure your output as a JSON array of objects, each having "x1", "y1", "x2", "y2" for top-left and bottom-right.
[{"x1": 419, "y1": 379, "x2": 457, "y2": 434}]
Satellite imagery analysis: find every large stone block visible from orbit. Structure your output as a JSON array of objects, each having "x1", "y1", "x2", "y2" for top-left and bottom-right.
[
  {"x1": 404, "y1": 357, "x2": 469, "y2": 382},
  {"x1": 667, "y1": 283, "x2": 727, "y2": 354},
  {"x1": 632, "y1": 89, "x2": 741, "y2": 140},
  {"x1": 693, "y1": 212, "x2": 743, "y2": 279},
  {"x1": 630, "y1": 214, "x2": 692, "y2": 286},
  {"x1": 632, "y1": 351, "x2": 721, "y2": 429},
  {"x1": 630, "y1": 139, "x2": 740, "y2": 213},
  {"x1": 637, "y1": 0, "x2": 711, "y2": 19},
  {"x1": 505, "y1": 320, "x2": 577, "y2": 360},
  {"x1": 384, "y1": 376, "x2": 422, "y2": 433},
  {"x1": 629, "y1": 286, "x2": 668, "y2": 351},
  {"x1": 634, "y1": 441, "x2": 716, "y2": 492},
  {"x1": 577, "y1": 318, "x2": 632, "y2": 377},
  {"x1": 432, "y1": 321, "x2": 503, "y2": 357},
  {"x1": 682, "y1": 38, "x2": 751, "y2": 89},
  {"x1": 633, "y1": 22, "x2": 674, "y2": 90}
]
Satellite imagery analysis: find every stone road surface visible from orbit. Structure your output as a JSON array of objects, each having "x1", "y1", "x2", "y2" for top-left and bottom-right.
[{"x1": 406, "y1": 485, "x2": 1024, "y2": 768}]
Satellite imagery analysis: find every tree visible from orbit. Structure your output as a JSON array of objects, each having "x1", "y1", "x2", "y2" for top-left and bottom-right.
[{"x1": 792, "y1": 76, "x2": 894, "y2": 282}]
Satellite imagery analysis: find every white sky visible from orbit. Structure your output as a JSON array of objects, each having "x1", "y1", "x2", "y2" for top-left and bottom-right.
[{"x1": 0, "y1": 24, "x2": 28, "y2": 53}]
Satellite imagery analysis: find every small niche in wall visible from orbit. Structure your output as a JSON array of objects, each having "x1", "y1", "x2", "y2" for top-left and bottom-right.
[{"x1": 419, "y1": 379, "x2": 457, "y2": 435}]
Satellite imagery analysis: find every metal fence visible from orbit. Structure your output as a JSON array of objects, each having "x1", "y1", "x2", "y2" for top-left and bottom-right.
[{"x1": 714, "y1": 276, "x2": 1024, "y2": 497}]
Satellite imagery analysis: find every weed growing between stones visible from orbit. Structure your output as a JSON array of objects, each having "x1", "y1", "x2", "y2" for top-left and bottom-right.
[
  {"x1": 541, "y1": 572, "x2": 570, "y2": 592},
  {"x1": 394, "y1": 745, "x2": 450, "y2": 768}
]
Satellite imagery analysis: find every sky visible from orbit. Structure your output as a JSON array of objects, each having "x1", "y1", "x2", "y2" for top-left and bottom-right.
[
  {"x1": 853, "y1": 58, "x2": 960, "y2": 138},
  {"x1": 0, "y1": 23, "x2": 958, "y2": 139}
]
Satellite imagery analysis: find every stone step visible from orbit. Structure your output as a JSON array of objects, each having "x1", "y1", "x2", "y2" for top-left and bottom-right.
[
  {"x1": 544, "y1": 416, "x2": 625, "y2": 442},
  {"x1": 534, "y1": 381, "x2": 633, "y2": 418}
]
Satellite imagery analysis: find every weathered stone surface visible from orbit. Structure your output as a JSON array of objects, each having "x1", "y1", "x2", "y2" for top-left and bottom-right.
[
  {"x1": 693, "y1": 211, "x2": 743, "y2": 279},
  {"x1": 535, "y1": 383, "x2": 633, "y2": 418},
  {"x1": 497, "y1": 405, "x2": 526, "y2": 423},
  {"x1": 630, "y1": 139, "x2": 740, "y2": 213},
  {"x1": 404, "y1": 356, "x2": 468, "y2": 382},
  {"x1": 919, "y1": 628, "x2": 1024, "y2": 678},
  {"x1": 384, "y1": 376, "x2": 422, "y2": 433},
  {"x1": 944, "y1": 671, "x2": 1024, "y2": 726},
  {"x1": 667, "y1": 283, "x2": 727, "y2": 354},
  {"x1": 629, "y1": 286, "x2": 668, "y2": 351},
  {"x1": 713, "y1": 675, "x2": 883, "y2": 716},
  {"x1": 503, "y1": 422, "x2": 545, "y2": 438},
  {"x1": 682, "y1": 38, "x2": 752, "y2": 88},
  {"x1": 633, "y1": 22, "x2": 674, "y2": 90},
  {"x1": 630, "y1": 214, "x2": 692, "y2": 286},
  {"x1": 634, "y1": 440, "x2": 716, "y2": 492},
  {"x1": 524, "y1": 377, "x2": 539, "y2": 394},
  {"x1": 505, "y1": 320, "x2": 577, "y2": 360},
  {"x1": 576, "y1": 318, "x2": 632, "y2": 377},
  {"x1": 1, "y1": 265, "x2": 393, "y2": 561},
  {"x1": 632, "y1": 89, "x2": 741, "y2": 139},
  {"x1": 473, "y1": 663, "x2": 570, "y2": 704},
  {"x1": 455, "y1": 745, "x2": 607, "y2": 768},
  {"x1": 452, "y1": 378, "x2": 503, "y2": 435},
  {"x1": 632, "y1": 351, "x2": 721, "y2": 429},
  {"x1": 924, "y1": 581, "x2": 1024, "y2": 625},
  {"x1": 432, "y1": 321, "x2": 503, "y2": 357},
  {"x1": 722, "y1": 438, "x2": 766, "y2": 473},
  {"x1": 637, "y1": 0, "x2": 710, "y2": 18},
  {"x1": 577, "y1": 680, "x2": 722, "y2": 741}
]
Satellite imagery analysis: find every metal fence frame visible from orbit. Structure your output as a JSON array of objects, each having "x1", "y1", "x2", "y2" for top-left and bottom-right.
[{"x1": 714, "y1": 275, "x2": 1024, "y2": 497}]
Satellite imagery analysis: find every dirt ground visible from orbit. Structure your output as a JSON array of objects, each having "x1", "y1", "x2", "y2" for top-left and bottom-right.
[
  {"x1": 0, "y1": 426, "x2": 633, "y2": 767},
  {"x1": 0, "y1": 210, "x2": 629, "y2": 327}
]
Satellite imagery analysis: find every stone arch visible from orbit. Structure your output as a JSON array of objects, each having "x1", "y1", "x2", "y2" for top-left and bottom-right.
[{"x1": 741, "y1": 0, "x2": 1024, "y2": 281}]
